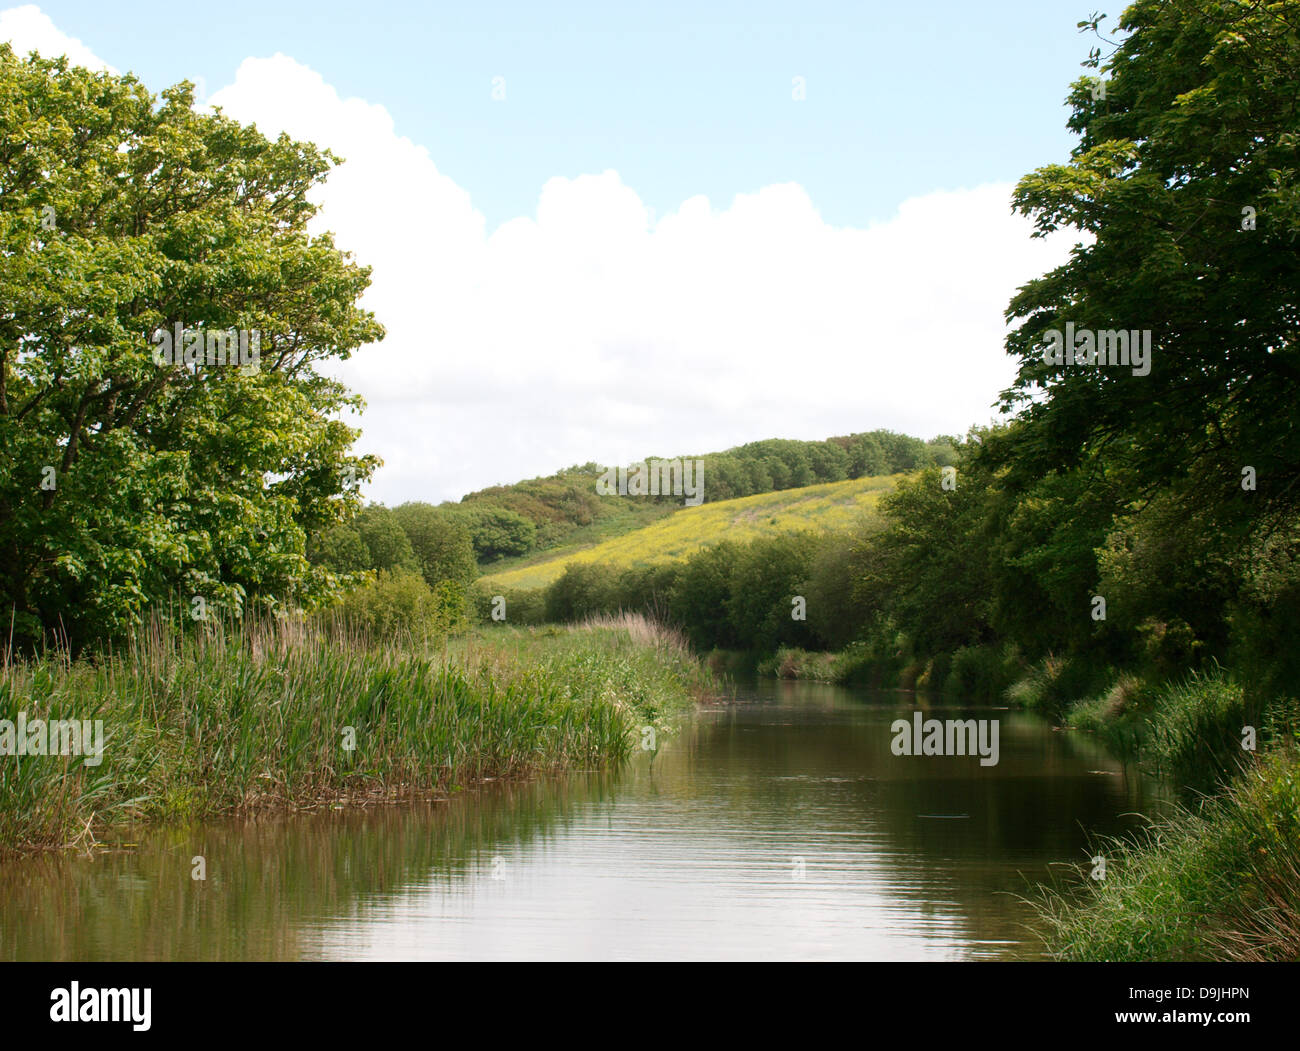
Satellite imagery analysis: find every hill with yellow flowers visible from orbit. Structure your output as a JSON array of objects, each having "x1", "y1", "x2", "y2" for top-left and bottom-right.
[{"x1": 480, "y1": 474, "x2": 898, "y2": 591}]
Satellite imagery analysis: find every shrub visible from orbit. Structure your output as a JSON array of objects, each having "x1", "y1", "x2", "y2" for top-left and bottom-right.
[
  {"x1": 543, "y1": 563, "x2": 618, "y2": 623},
  {"x1": 941, "y1": 643, "x2": 1021, "y2": 703},
  {"x1": 471, "y1": 584, "x2": 547, "y2": 626},
  {"x1": 338, "y1": 569, "x2": 450, "y2": 639}
]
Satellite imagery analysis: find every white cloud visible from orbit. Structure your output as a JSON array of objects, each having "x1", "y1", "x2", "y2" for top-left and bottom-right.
[
  {"x1": 209, "y1": 53, "x2": 1076, "y2": 504},
  {"x1": 6, "y1": 10, "x2": 1078, "y2": 505},
  {"x1": 0, "y1": 4, "x2": 115, "y2": 72}
]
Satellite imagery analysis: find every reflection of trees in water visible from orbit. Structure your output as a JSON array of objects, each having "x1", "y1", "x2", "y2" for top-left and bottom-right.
[
  {"x1": 0, "y1": 683, "x2": 1177, "y2": 961},
  {"x1": 656, "y1": 686, "x2": 1171, "y2": 959},
  {"x1": 0, "y1": 771, "x2": 626, "y2": 961}
]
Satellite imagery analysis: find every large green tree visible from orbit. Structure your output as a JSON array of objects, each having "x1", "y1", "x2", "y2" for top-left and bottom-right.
[
  {"x1": 1000, "y1": 1, "x2": 1300, "y2": 537},
  {"x1": 0, "y1": 48, "x2": 383, "y2": 648},
  {"x1": 389, "y1": 503, "x2": 477, "y2": 590}
]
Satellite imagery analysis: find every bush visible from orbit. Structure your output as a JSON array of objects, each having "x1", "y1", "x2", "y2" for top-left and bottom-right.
[
  {"x1": 543, "y1": 563, "x2": 617, "y2": 623},
  {"x1": 338, "y1": 569, "x2": 459, "y2": 639},
  {"x1": 471, "y1": 583, "x2": 547, "y2": 626},
  {"x1": 941, "y1": 643, "x2": 1022, "y2": 704}
]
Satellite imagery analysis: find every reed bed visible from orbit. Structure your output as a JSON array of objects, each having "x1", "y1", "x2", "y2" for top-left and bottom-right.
[{"x1": 0, "y1": 614, "x2": 708, "y2": 855}]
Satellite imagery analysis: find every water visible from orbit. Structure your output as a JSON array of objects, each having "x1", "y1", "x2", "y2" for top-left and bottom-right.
[{"x1": 0, "y1": 680, "x2": 1166, "y2": 960}]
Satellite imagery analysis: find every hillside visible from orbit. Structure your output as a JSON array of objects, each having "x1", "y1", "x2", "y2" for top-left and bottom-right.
[
  {"x1": 456, "y1": 430, "x2": 954, "y2": 567},
  {"x1": 480, "y1": 474, "x2": 898, "y2": 591}
]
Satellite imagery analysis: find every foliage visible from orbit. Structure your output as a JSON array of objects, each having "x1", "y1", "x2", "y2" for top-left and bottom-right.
[
  {"x1": 999, "y1": 0, "x2": 1300, "y2": 542},
  {"x1": 355, "y1": 505, "x2": 420, "y2": 574},
  {"x1": 482, "y1": 474, "x2": 895, "y2": 592},
  {"x1": 447, "y1": 504, "x2": 537, "y2": 562},
  {"x1": 0, "y1": 47, "x2": 383, "y2": 651},
  {"x1": 0, "y1": 615, "x2": 709, "y2": 853},
  {"x1": 389, "y1": 502, "x2": 477, "y2": 590},
  {"x1": 1034, "y1": 748, "x2": 1300, "y2": 961},
  {"x1": 337, "y1": 568, "x2": 464, "y2": 640}
]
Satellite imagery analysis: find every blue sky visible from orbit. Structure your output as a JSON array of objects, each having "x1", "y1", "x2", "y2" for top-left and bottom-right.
[
  {"x1": 6, "y1": 2, "x2": 1095, "y2": 502},
  {"x1": 35, "y1": 0, "x2": 1095, "y2": 231}
]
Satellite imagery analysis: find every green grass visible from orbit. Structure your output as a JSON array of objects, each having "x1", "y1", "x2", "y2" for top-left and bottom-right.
[
  {"x1": 756, "y1": 645, "x2": 877, "y2": 685},
  {"x1": 482, "y1": 474, "x2": 898, "y2": 591},
  {"x1": 0, "y1": 613, "x2": 710, "y2": 856},
  {"x1": 478, "y1": 502, "x2": 680, "y2": 577},
  {"x1": 1064, "y1": 668, "x2": 1300, "y2": 793},
  {"x1": 1033, "y1": 747, "x2": 1300, "y2": 961}
]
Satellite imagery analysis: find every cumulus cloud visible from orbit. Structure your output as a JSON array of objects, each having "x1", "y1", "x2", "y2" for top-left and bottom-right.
[
  {"x1": 6, "y1": 9, "x2": 1078, "y2": 505},
  {"x1": 0, "y1": 4, "x2": 115, "y2": 72},
  {"x1": 209, "y1": 55, "x2": 1076, "y2": 504}
]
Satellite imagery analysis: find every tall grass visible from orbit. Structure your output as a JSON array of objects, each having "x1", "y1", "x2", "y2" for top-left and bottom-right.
[
  {"x1": 1066, "y1": 673, "x2": 1153, "y2": 765},
  {"x1": 1033, "y1": 748, "x2": 1300, "y2": 961},
  {"x1": 1005, "y1": 654, "x2": 1117, "y2": 712},
  {"x1": 1065, "y1": 668, "x2": 1300, "y2": 794},
  {"x1": 1, "y1": 614, "x2": 709, "y2": 855},
  {"x1": 1141, "y1": 671, "x2": 1253, "y2": 792},
  {"x1": 756, "y1": 645, "x2": 875, "y2": 685}
]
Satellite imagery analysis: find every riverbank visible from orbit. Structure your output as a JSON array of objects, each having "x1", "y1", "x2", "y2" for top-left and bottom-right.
[
  {"x1": 0, "y1": 676, "x2": 1136, "y2": 961},
  {"x1": 1034, "y1": 746, "x2": 1300, "y2": 961},
  {"x1": 0, "y1": 612, "x2": 710, "y2": 857}
]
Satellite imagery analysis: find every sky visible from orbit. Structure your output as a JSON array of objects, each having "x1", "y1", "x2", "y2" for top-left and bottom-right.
[{"x1": 2, "y1": 1, "x2": 1094, "y2": 503}]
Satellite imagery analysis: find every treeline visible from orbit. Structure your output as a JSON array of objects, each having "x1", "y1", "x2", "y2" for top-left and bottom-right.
[
  {"x1": 482, "y1": 530, "x2": 837, "y2": 650},
  {"x1": 286, "y1": 427, "x2": 958, "y2": 641},
  {"x1": 501, "y1": 423, "x2": 1300, "y2": 764},
  {"x1": 454, "y1": 430, "x2": 956, "y2": 563}
]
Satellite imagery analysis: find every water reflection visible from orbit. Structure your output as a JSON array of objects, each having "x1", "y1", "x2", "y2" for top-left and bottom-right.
[{"x1": 0, "y1": 681, "x2": 1166, "y2": 960}]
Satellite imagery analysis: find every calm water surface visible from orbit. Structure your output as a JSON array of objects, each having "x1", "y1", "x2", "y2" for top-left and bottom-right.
[{"x1": 0, "y1": 680, "x2": 1167, "y2": 960}]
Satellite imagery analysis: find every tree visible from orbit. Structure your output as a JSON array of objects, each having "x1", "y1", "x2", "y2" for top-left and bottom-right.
[
  {"x1": 670, "y1": 541, "x2": 742, "y2": 651},
  {"x1": 1000, "y1": 1, "x2": 1300, "y2": 539},
  {"x1": 355, "y1": 505, "x2": 419, "y2": 574},
  {"x1": 543, "y1": 563, "x2": 615, "y2": 623},
  {"x1": 448, "y1": 504, "x2": 536, "y2": 562},
  {"x1": 0, "y1": 48, "x2": 384, "y2": 648},
  {"x1": 850, "y1": 465, "x2": 997, "y2": 655},
  {"x1": 390, "y1": 502, "x2": 477, "y2": 589},
  {"x1": 309, "y1": 524, "x2": 369, "y2": 575},
  {"x1": 726, "y1": 532, "x2": 823, "y2": 651},
  {"x1": 845, "y1": 433, "x2": 885, "y2": 478}
]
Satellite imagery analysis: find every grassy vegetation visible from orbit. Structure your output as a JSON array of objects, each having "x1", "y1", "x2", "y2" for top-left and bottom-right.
[
  {"x1": 1061, "y1": 668, "x2": 1300, "y2": 794},
  {"x1": 756, "y1": 645, "x2": 876, "y2": 685},
  {"x1": 1034, "y1": 748, "x2": 1300, "y2": 961},
  {"x1": 482, "y1": 474, "x2": 897, "y2": 591},
  {"x1": 0, "y1": 613, "x2": 709, "y2": 856},
  {"x1": 1029, "y1": 668, "x2": 1300, "y2": 960}
]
